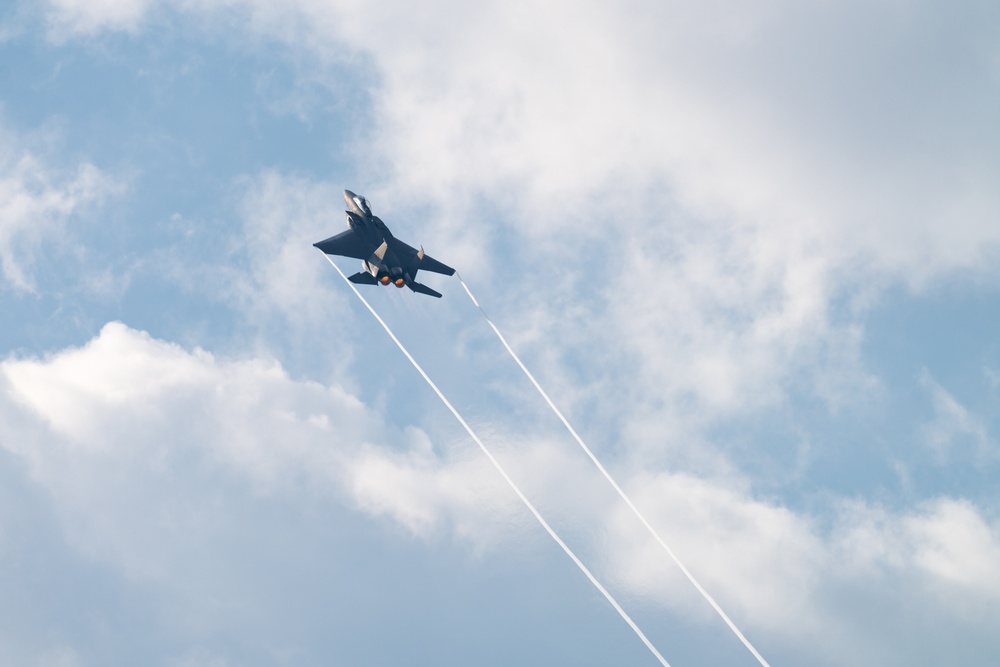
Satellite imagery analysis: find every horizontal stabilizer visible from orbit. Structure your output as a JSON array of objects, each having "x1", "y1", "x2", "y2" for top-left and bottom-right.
[
  {"x1": 348, "y1": 271, "x2": 379, "y2": 285},
  {"x1": 407, "y1": 281, "x2": 443, "y2": 298}
]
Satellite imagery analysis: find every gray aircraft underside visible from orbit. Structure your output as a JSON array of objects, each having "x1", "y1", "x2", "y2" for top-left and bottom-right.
[{"x1": 314, "y1": 190, "x2": 455, "y2": 298}]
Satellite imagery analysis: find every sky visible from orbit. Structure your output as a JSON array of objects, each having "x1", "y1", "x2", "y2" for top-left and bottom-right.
[{"x1": 1, "y1": 1, "x2": 999, "y2": 665}]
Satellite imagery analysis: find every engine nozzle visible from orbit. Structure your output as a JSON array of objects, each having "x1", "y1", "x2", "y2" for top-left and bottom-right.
[
  {"x1": 379, "y1": 275, "x2": 391, "y2": 285},
  {"x1": 394, "y1": 278, "x2": 405, "y2": 288}
]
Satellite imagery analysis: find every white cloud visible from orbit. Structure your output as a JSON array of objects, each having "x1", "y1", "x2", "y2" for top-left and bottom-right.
[
  {"x1": 35, "y1": 0, "x2": 1000, "y2": 429},
  {"x1": 604, "y1": 478, "x2": 1000, "y2": 662},
  {"x1": 20, "y1": 3, "x2": 1000, "y2": 662},
  {"x1": 44, "y1": 0, "x2": 152, "y2": 39},
  {"x1": 151, "y1": 170, "x2": 373, "y2": 378},
  {"x1": 0, "y1": 132, "x2": 120, "y2": 292},
  {"x1": 229, "y1": 171, "x2": 353, "y2": 329},
  {"x1": 834, "y1": 497, "x2": 1000, "y2": 600},
  {"x1": 341, "y1": 0, "x2": 1000, "y2": 282},
  {"x1": 42, "y1": 0, "x2": 1000, "y2": 272},
  {"x1": 906, "y1": 498, "x2": 1000, "y2": 591},
  {"x1": 243, "y1": 0, "x2": 998, "y2": 428},
  {"x1": 0, "y1": 322, "x2": 520, "y2": 577},
  {"x1": 608, "y1": 471, "x2": 823, "y2": 628},
  {"x1": 2, "y1": 322, "x2": 999, "y2": 664},
  {"x1": 347, "y1": 430, "x2": 523, "y2": 543}
]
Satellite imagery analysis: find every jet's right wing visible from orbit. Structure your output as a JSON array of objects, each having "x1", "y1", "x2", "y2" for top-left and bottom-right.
[
  {"x1": 313, "y1": 229, "x2": 371, "y2": 260},
  {"x1": 418, "y1": 253, "x2": 455, "y2": 276},
  {"x1": 390, "y1": 238, "x2": 456, "y2": 276}
]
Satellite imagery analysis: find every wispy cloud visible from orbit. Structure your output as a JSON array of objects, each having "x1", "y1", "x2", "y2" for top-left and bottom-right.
[
  {"x1": 919, "y1": 369, "x2": 996, "y2": 463},
  {"x1": 44, "y1": 0, "x2": 152, "y2": 41},
  {"x1": 0, "y1": 122, "x2": 122, "y2": 292}
]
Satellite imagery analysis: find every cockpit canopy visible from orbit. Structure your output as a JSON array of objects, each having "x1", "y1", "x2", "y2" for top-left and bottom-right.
[{"x1": 353, "y1": 195, "x2": 371, "y2": 216}]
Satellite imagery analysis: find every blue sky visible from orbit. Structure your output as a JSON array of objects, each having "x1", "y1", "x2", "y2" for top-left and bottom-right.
[{"x1": 1, "y1": 1, "x2": 999, "y2": 665}]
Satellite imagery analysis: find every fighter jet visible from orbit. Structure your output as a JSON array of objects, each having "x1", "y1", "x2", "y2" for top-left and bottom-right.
[{"x1": 314, "y1": 190, "x2": 455, "y2": 298}]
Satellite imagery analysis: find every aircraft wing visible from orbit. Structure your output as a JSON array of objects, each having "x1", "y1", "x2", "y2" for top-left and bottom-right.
[
  {"x1": 391, "y1": 238, "x2": 456, "y2": 276},
  {"x1": 418, "y1": 252, "x2": 456, "y2": 276},
  {"x1": 313, "y1": 229, "x2": 371, "y2": 260}
]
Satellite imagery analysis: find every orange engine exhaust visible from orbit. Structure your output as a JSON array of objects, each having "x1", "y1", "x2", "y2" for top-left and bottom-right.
[
  {"x1": 394, "y1": 278, "x2": 405, "y2": 288},
  {"x1": 379, "y1": 276, "x2": 391, "y2": 285}
]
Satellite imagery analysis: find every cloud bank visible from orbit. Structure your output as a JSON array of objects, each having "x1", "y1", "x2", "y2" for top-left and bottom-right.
[{"x1": 2, "y1": 323, "x2": 998, "y2": 665}]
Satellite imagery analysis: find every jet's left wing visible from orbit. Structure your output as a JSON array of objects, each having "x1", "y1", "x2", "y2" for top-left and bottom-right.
[{"x1": 314, "y1": 229, "x2": 371, "y2": 260}]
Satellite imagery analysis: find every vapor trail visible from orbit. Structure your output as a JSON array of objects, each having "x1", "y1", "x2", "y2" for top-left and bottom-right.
[
  {"x1": 456, "y1": 273, "x2": 771, "y2": 667},
  {"x1": 324, "y1": 256, "x2": 672, "y2": 667}
]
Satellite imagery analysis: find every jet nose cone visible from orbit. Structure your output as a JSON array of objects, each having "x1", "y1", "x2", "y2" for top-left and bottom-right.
[{"x1": 343, "y1": 189, "x2": 358, "y2": 206}]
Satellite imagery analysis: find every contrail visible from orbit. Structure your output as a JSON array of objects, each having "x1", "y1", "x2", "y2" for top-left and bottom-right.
[
  {"x1": 456, "y1": 273, "x2": 771, "y2": 667},
  {"x1": 324, "y1": 256, "x2": 672, "y2": 667}
]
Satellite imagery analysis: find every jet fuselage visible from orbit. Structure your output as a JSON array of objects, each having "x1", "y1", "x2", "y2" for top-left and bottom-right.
[{"x1": 313, "y1": 190, "x2": 455, "y2": 298}]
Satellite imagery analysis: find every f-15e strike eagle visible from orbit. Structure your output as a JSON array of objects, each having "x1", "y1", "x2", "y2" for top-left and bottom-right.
[{"x1": 314, "y1": 190, "x2": 456, "y2": 298}]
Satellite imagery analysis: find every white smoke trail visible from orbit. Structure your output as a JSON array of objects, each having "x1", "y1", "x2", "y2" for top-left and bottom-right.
[
  {"x1": 456, "y1": 273, "x2": 771, "y2": 667},
  {"x1": 324, "y1": 256, "x2": 672, "y2": 667}
]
